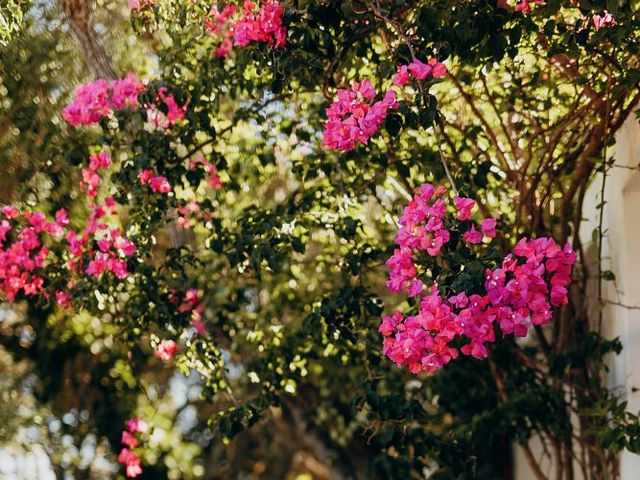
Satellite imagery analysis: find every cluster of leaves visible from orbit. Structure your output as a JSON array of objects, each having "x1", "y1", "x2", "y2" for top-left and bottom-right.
[{"x1": 0, "y1": 0, "x2": 27, "y2": 46}]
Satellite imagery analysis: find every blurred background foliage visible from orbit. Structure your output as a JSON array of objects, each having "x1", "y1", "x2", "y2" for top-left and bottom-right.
[{"x1": 0, "y1": 0, "x2": 639, "y2": 479}]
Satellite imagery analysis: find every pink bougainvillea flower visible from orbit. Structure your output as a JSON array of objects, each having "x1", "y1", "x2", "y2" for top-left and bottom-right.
[
  {"x1": 408, "y1": 279, "x2": 424, "y2": 297},
  {"x1": 121, "y1": 431, "x2": 138, "y2": 449},
  {"x1": 114, "y1": 235, "x2": 137, "y2": 257},
  {"x1": 149, "y1": 176, "x2": 172, "y2": 193},
  {"x1": 81, "y1": 169, "x2": 101, "y2": 198},
  {"x1": 192, "y1": 318, "x2": 208, "y2": 336},
  {"x1": 393, "y1": 65, "x2": 410, "y2": 87},
  {"x1": 81, "y1": 152, "x2": 111, "y2": 199},
  {"x1": 139, "y1": 169, "x2": 154, "y2": 185},
  {"x1": 111, "y1": 73, "x2": 145, "y2": 110},
  {"x1": 463, "y1": 225, "x2": 483, "y2": 244},
  {"x1": 407, "y1": 58, "x2": 432, "y2": 80},
  {"x1": 190, "y1": 156, "x2": 223, "y2": 189},
  {"x1": 155, "y1": 339, "x2": 178, "y2": 361},
  {"x1": 428, "y1": 58, "x2": 448, "y2": 78},
  {"x1": 515, "y1": 0, "x2": 531, "y2": 13},
  {"x1": 118, "y1": 448, "x2": 143, "y2": 478},
  {"x1": 129, "y1": 0, "x2": 156, "y2": 11},
  {"x1": 515, "y1": 0, "x2": 544, "y2": 14},
  {"x1": 323, "y1": 80, "x2": 398, "y2": 152},
  {"x1": 205, "y1": 1, "x2": 286, "y2": 56},
  {"x1": 0, "y1": 206, "x2": 74, "y2": 302},
  {"x1": 0, "y1": 220, "x2": 10, "y2": 242},
  {"x1": 453, "y1": 196, "x2": 475, "y2": 221},
  {"x1": 159, "y1": 88, "x2": 186, "y2": 125},
  {"x1": 63, "y1": 74, "x2": 144, "y2": 126},
  {"x1": 481, "y1": 217, "x2": 497, "y2": 238},
  {"x1": 205, "y1": 4, "x2": 237, "y2": 34},
  {"x1": 55, "y1": 209, "x2": 70, "y2": 227},
  {"x1": 234, "y1": 0, "x2": 287, "y2": 48},
  {"x1": 379, "y1": 183, "x2": 576, "y2": 375},
  {"x1": 593, "y1": 11, "x2": 616, "y2": 30},
  {"x1": 146, "y1": 87, "x2": 187, "y2": 128},
  {"x1": 1, "y1": 206, "x2": 19, "y2": 218},
  {"x1": 126, "y1": 417, "x2": 148, "y2": 434},
  {"x1": 62, "y1": 79, "x2": 111, "y2": 126},
  {"x1": 180, "y1": 288, "x2": 200, "y2": 310},
  {"x1": 379, "y1": 310, "x2": 403, "y2": 336},
  {"x1": 394, "y1": 57, "x2": 447, "y2": 85},
  {"x1": 55, "y1": 290, "x2": 72, "y2": 308}
]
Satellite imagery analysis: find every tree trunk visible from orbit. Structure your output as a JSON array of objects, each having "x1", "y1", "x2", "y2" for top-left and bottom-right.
[{"x1": 60, "y1": 0, "x2": 118, "y2": 79}]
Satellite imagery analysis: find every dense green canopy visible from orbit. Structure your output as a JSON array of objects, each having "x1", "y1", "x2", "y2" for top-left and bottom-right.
[{"x1": 1, "y1": 1, "x2": 640, "y2": 479}]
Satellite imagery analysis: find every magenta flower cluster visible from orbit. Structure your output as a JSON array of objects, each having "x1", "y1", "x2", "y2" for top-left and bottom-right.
[
  {"x1": 128, "y1": 0, "x2": 156, "y2": 10},
  {"x1": 323, "y1": 56, "x2": 447, "y2": 152},
  {"x1": 154, "y1": 339, "x2": 178, "y2": 361},
  {"x1": 385, "y1": 183, "x2": 496, "y2": 296},
  {"x1": 62, "y1": 73, "x2": 145, "y2": 126},
  {"x1": 593, "y1": 10, "x2": 616, "y2": 30},
  {"x1": 392, "y1": 58, "x2": 448, "y2": 87},
  {"x1": 205, "y1": 1, "x2": 287, "y2": 57},
  {"x1": 380, "y1": 183, "x2": 576, "y2": 374},
  {"x1": 145, "y1": 87, "x2": 186, "y2": 128},
  {"x1": 81, "y1": 151, "x2": 112, "y2": 198},
  {"x1": 152, "y1": 288, "x2": 207, "y2": 363},
  {"x1": 0, "y1": 151, "x2": 139, "y2": 305},
  {"x1": 118, "y1": 417, "x2": 148, "y2": 478},
  {"x1": 0, "y1": 206, "x2": 66, "y2": 302},
  {"x1": 66, "y1": 198, "x2": 137, "y2": 281},
  {"x1": 322, "y1": 80, "x2": 399, "y2": 151},
  {"x1": 139, "y1": 169, "x2": 172, "y2": 193}
]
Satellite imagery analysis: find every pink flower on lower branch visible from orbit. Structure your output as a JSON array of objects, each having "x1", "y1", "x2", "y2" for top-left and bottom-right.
[
  {"x1": 481, "y1": 217, "x2": 497, "y2": 238},
  {"x1": 149, "y1": 176, "x2": 172, "y2": 194},
  {"x1": 111, "y1": 73, "x2": 145, "y2": 109},
  {"x1": 453, "y1": 196, "x2": 475, "y2": 220},
  {"x1": 129, "y1": 0, "x2": 158, "y2": 11},
  {"x1": 62, "y1": 74, "x2": 145, "y2": 126},
  {"x1": 379, "y1": 183, "x2": 576, "y2": 375},
  {"x1": 126, "y1": 417, "x2": 148, "y2": 434},
  {"x1": 515, "y1": 0, "x2": 543, "y2": 14},
  {"x1": 118, "y1": 448, "x2": 143, "y2": 478},
  {"x1": 121, "y1": 431, "x2": 138, "y2": 449},
  {"x1": 62, "y1": 79, "x2": 111, "y2": 126},
  {"x1": 55, "y1": 290, "x2": 72, "y2": 308},
  {"x1": 593, "y1": 11, "x2": 616, "y2": 30},
  {"x1": 155, "y1": 339, "x2": 178, "y2": 361},
  {"x1": 393, "y1": 57, "x2": 448, "y2": 85},
  {"x1": 139, "y1": 169, "x2": 172, "y2": 194},
  {"x1": 463, "y1": 225, "x2": 483, "y2": 244}
]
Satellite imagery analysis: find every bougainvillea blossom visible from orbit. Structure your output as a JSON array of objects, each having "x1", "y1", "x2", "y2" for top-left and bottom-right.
[
  {"x1": 515, "y1": 0, "x2": 544, "y2": 14},
  {"x1": 204, "y1": 1, "x2": 287, "y2": 57},
  {"x1": 392, "y1": 57, "x2": 448, "y2": 86},
  {"x1": 593, "y1": 11, "x2": 616, "y2": 30},
  {"x1": 190, "y1": 156, "x2": 223, "y2": 189},
  {"x1": 380, "y1": 184, "x2": 576, "y2": 374},
  {"x1": 62, "y1": 74, "x2": 145, "y2": 126},
  {"x1": 62, "y1": 79, "x2": 111, "y2": 126},
  {"x1": 128, "y1": 0, "x2": 156, "y2": 10},
  {"x1": 118, "y1": 417, "x2": 148, "y2": 478},
  {"x1": 323, "y1": 80, "x2": 398, "y2": 151},
  {"x1": 146, "y1": 87, "x2": 187, "y2": 128},
  {"x1": 155, "y1": 339, "x2": 178, "y2": 361},
  {"x1": 111, "y1": 73, "x2": 146, "y2": 109}
]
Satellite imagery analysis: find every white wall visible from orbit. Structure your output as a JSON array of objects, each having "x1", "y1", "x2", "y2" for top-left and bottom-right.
[
  {"x1": 582, "y1": 115, "x2": 640, "y2": 478},
  {"x1": 516, "y1": 114, "x2": 640, "y2": 479}
]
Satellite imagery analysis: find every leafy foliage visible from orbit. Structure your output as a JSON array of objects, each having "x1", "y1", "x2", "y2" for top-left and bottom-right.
[{"x1": 0, "y1": 0, "x2": 639, "y2": 479}]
